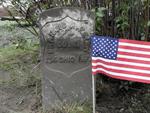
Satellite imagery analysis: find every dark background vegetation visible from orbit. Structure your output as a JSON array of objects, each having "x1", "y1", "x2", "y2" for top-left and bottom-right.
[{"x1": 0, "y1": 0, "x2": 150, "y2": 113}]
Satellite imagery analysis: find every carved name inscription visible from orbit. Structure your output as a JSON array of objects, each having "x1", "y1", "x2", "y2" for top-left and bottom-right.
[{"x1": 44, "y1": 19, "x2": 91, "y2": 65}]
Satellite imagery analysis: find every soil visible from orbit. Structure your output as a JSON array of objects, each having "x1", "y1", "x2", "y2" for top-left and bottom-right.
[
  {"x1": 96, "y1": 75, "x2": 150, "y2": 113},
  {"x1": 0, "y1": 76, "x2": 149, "y2": 113},
  {"x1": 0, "y1": 84, "x2": 41, "y2": 113}
]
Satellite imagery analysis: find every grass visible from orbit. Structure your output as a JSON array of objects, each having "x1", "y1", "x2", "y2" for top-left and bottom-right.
[
  {"x1": 0, "y1": 45, "x2": 38, "y2": 62},
  {"x1": 0, "y1": 46, "x2": 40, "y2": 86},
  {"x1": 0, "y1": 20, "x2": 40, "y2": 86},
  {"x1": 0, "y1": 20, "x2": 38, "y2": 46},
  {"x1": 45, "y1": 103, "x2": 92, "y2": 113}
]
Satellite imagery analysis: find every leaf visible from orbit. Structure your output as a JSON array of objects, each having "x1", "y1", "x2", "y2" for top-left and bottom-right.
[
  {"x1": 147, "y1": 21, "x2": 150, "y2": 27},
  {"x1": 96, "y1": 12, "x2": 104, "y2": 18},
  {"x1": 98, "y1": 7, "x2": 106, "y2": 11},
  {"x1": 95, "y1": 7, "x2": 106, "y2": 18},
  {"x1": 91, "y1": 8, "x2": 95, "y2": 13},
  {"x1": 117, "y1": 24, "x2": 121, "y2": 28}
]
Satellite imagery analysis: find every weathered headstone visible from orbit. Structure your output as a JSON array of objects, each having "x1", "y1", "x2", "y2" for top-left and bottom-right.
[{"x1": 38, "y1": 7, "x2": 94, "y2": 111}]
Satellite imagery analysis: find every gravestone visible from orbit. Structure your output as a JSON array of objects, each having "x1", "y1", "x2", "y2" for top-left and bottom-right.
[{"x1": 38, "y1": 7, "x2": 94, "y2": 111}]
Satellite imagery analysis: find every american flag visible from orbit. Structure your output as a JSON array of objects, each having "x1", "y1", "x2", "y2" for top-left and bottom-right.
[{"x1": 91, "y1": 35, "x2": 150, "y2": 84}]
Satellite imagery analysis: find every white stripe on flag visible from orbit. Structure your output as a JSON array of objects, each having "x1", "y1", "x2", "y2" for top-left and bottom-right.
[
  {"x1": 119, "y1": 42, "x2": 150, "y2": 49},
  {"x1": 92, "y1": 57, "x2": 150, "y2": 67},
  {"x1": 92, "y1": 68, "x2": 150, "y2": 81},
  {"x1": 118, "y1": 55, "x2": 150, "y2": 61},
  {"x1": 92, "y1": 62, "x2": 150, "y2": 74},
  {"x1": 118, "y1": 48, "x2": 150, "y2": 55}
]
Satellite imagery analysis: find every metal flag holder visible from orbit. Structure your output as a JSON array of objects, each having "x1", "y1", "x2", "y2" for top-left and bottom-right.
[{"x1": 92, "y1": 75, "x2": 96, "y2": 113}]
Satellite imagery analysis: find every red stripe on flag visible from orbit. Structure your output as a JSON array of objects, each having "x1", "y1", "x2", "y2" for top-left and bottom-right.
[
  {"x1": 92, "y1": 65, "x2": 150, "y2": 77},
  {"x1": 119, "y1": 45, "x2": 150, "y2": 52},
  {"x1": 92, "y1": 70, "x2": 150, "y2": 84},
  {"x1": 120, "y1": 39, "x2": 150, "y2": 45},
  {"x1": 92, "y1": 58, "x2": 150, "y2": 65},
  {"x1": 118, "y1": 51, "x2": 150, "y2": 58},
  {"x1": 92, "y1": 60, "x2": 150, "y2": 71},
  {"x1": 117, "y1": 57, "x2": 150, "y2": 64}
]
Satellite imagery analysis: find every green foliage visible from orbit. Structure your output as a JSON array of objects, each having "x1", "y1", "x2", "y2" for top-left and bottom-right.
[
  {"x1": 0, "y1": 21, "x2": 38, "y2": 47},
  {"x1": 147, "y1": 21, "x2": 150, "y2": 27},
  {"x1": 0, "y1": 44, "x2": 39, "y2": 86},
  {"x1": 95, "y1": 7, "x2": 106, "y2": 34},
  {"x1": 115, "y1": 2, "x2": 129, "y2": 37},
  {"x1": 0, "y1": 21, "x2": 40, "y2": 86},
  {"x1": 46, "y1": 103, "x2": 92, "y2": 113},
  {"x1": 0, "y1": 21, "x2": 16, "y2": 31}
]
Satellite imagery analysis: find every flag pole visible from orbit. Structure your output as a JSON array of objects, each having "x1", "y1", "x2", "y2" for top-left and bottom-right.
[
  {"x1": 93, "y1": 1, "x2": 97, "y2": 112},
  {"x1": 92, "y1": 74, "x2": 96, "y2": 113}
]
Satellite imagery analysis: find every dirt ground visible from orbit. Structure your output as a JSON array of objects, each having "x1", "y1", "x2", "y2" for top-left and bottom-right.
[
  {"x1": 0, "y1": 84, "x2": 41, "y2": 113},
  {"x1": 96, "y1": 76, "x2": 150, "y2": 113},
  {"x1": 0, "y1": 77, "x2": 149, "y2": 113}
]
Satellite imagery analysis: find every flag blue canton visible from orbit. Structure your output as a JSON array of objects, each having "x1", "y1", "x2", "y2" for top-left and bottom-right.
[{"x1": 91, "y1": 36, "x2": 119, "y2": 60}]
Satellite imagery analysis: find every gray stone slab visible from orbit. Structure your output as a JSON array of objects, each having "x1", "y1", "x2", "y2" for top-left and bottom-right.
[{"x1": 38, "y1": 7, "x2": 94, "y2": 111}]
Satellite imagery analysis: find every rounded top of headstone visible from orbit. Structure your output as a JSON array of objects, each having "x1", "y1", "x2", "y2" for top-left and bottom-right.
[{"x1": 38, "y1": 7, "x2": 94, "y2": 27}]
